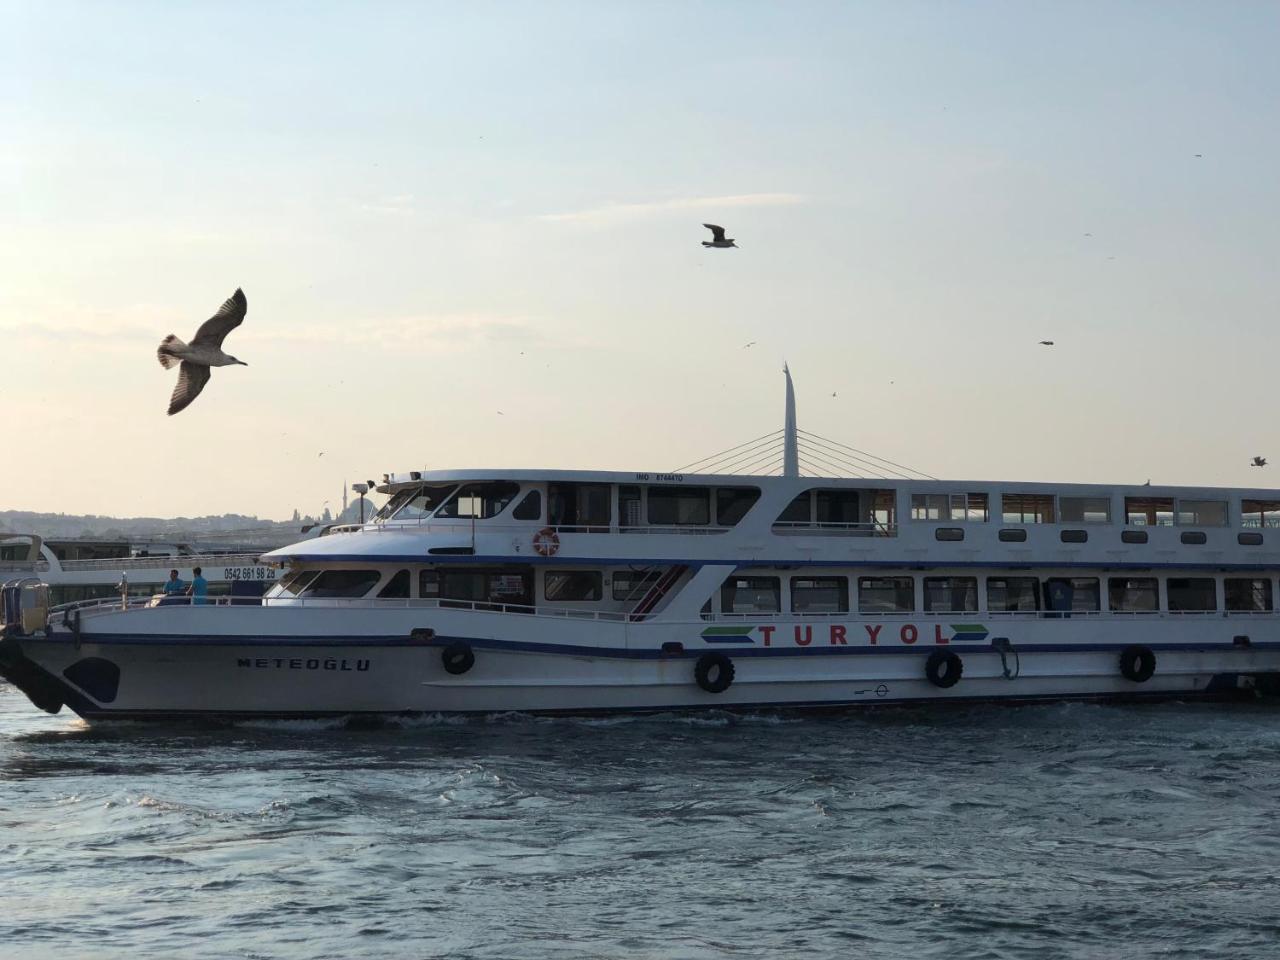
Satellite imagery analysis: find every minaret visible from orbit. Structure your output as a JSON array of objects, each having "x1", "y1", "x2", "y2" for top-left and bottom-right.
[
  {"x1": 342, "y1": 481, "x2": 348, "y2": 515},
  {"x1": 783, "y1": 364, "x2": 799, "y2": 478}
]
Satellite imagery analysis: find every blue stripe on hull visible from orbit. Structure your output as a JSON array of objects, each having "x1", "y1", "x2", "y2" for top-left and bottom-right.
[{"x1": 51, "y1": 630, "x2": 1280, "y2": 659}]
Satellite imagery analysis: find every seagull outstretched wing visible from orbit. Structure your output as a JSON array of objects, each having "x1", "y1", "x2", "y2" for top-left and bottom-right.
[
  {"x1": 703, "y1": 223, "x2": 726, "y2": 242},
  {"x1": 191, "y1": 288, "x2": 247, "y2": 348},
  {"x1": 168, "y1": 361, "x2": 211, "y2": 416}
]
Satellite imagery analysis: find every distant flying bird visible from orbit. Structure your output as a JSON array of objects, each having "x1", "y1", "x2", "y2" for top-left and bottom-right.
[
  {"x1": 1194, "y1": 154, "x2": 1202, "y2": 158},
  {"x1": 1039, "y1": 340, "x2": 1054, "y2": 346},
  {"x1": 1083, "y1": 233, "x2": 1093, "y2": 238},
  {"x1": 1252, "y1": 456, "x2": 1267, "y2": 467},
  {"x1": 702, "y1": 223, "x2": 737, "y2": 248},
  {"x1": 157, "y1": 288, "x2": 248, "y2": 416},
  {"x1": 831, "y1": 391, "x2": 837, "y2": 397},
  {"x1": 742, "y1": 341, "x2": 756, "y2": 349}
]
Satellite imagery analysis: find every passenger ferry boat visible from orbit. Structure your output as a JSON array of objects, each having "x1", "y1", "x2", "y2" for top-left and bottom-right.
[
  {"x1": 4, "y1": 373, "x2": 1280, "y2": 720},
  {"x1": 0, "y1": 534, "x2": 282, "y2": 607}
]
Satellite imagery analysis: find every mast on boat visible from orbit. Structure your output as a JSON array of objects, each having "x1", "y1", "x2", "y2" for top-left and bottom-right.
[{"x1": 783, "y1": 364, "x2": 799, "y2": 478}]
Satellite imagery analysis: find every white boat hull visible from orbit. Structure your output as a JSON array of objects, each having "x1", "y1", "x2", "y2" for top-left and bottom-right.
[{"x1": 4, "y1": 605, "x2": 1278, "y2": 719}]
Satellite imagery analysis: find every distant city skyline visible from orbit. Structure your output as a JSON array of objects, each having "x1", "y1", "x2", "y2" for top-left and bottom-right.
[{"x1": 3, "y1": 2, "x2": 1278, "y2": 519}]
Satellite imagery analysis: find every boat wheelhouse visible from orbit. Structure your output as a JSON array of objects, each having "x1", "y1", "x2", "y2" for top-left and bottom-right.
[{"x1": 3, "y1": 373, "x2": 1279, "y2": 720}]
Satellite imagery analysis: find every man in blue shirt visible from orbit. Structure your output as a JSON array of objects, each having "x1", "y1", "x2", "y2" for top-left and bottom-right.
[
  {"x1": 189, "y1": 566, "x2": 209, "y2": 606},
  {"x1": 161, "y1": 569, "x2": 187, "y2": 605}
]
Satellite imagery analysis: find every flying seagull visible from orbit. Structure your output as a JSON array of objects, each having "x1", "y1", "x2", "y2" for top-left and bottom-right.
[
  {"x1": 1039, "y1": 340, "x2": 1054, "y2": 346},
  {"x1": 1252, "y1": 456, "x2": 1267, "y2": 467},
  {"x1": 702, "y1": 223, "x2": 737, "y2": 248},
  {"x1": 157, "y1": 288, "x2": 248, "y2": 415}
]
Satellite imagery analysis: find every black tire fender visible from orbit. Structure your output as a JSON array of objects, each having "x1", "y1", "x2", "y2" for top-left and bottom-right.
[
  {"x1": 695, "y1": 652, "x2": 735, "y2": 694},
  {"x1": 925, "y1": 649, "x2": 963, "y2": 688},
  {"x1": 1119, "y1": 645, "x2": 1156, "y2": 683},
  {"x1": 442, "y1": 641, "x2": 476, "y2": 676}
]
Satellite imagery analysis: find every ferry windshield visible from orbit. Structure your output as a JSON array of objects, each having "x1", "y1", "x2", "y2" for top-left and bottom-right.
[{"x1": 375, "y1": 483, "x2": 457, "y2": 522}]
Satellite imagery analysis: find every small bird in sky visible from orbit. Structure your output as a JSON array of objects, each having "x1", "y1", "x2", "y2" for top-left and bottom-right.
[
  {"x1": 831, "y1": 391, "x2": 837, "y2": 397},
  {"x1": 1083, "y1": 233, "x2": 1093, "y2": 238},
  {"x1": 1194, "y1": 154, "x2": 1202, "y2": 158},
  {"x1": 702, "y1": 223, "x2": 738, "y2": 248},
  {"x1": 157, "y1": 288, "x2": 248, "y2": 416},
  {"x1": 742, "y1": 341, "x2": 756, "y2": 349},
  {"x1": 318, "y1": 452, "x2": 325, "y2": 458},
  {"x1": 1252, "y1": 456, "x2": 1268, "y2": 467},
  {"x1": 1039, "y1": 340, "x2": 1055, "y2": 346}
]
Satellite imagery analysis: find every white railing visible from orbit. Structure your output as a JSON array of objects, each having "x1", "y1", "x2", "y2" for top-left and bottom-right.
[
  {"x1": 55, "y1": 552, "x2": 266, "y2": 572},
  {"x1": 362, "y1": 519, "x2": 733, "y2": 537},
  {"x1": 55, "y1": 593, "x2": 632, "y2": 623}
]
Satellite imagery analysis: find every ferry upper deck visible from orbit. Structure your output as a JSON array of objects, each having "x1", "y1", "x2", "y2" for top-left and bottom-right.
[{"x1": 270, "y1": 467, "x2": 1280, "y2": 572}]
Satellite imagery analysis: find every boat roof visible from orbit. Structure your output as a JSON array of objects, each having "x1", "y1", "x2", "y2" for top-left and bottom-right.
[{"x1": 377, "y1": 468, "x2": 1280, "y2": 498}]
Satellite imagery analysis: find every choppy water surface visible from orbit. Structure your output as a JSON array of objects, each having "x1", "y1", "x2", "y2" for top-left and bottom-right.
[{"x1": 3, "y1": 686, "x2": 1280, "y2": 959}]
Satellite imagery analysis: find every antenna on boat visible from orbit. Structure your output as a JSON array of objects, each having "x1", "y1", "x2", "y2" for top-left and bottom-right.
[{"x1": 783, "y1": 364, "x2": 799, "y2": 478}]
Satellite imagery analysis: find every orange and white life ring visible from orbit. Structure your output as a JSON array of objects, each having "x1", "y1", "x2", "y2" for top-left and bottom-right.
[{"x1": 532, "y1": 526, "x2": 560, "y2": 557}]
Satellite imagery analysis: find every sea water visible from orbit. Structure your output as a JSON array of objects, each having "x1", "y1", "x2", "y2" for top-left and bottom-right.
[{"x1": 3, "y1": 683, "x2": 1279, "y2": 959}]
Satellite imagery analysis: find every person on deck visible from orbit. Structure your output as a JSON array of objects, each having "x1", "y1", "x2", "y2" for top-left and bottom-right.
[
  {"x1": 161, "y1": 569, "x2": 187, "y2": 606},
  {"x1": 188, "y1": 567, "x2": 208, "y2": 606}
]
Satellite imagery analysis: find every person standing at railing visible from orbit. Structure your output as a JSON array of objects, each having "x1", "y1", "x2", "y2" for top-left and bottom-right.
[
  {"x1": 188, "y1": 567, "x2": 208, "y2": 606},
  {"x1": 160, "y1": 569, "x2": 187, "y2": 605},
  {"x1": 162, "y1": 570, "x2": 185, "y2": 595}
]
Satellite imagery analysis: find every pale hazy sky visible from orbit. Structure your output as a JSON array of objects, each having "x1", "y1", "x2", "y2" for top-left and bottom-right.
[{"x1": 3, "y1": 1, "x2": 1278, "y2": 520}]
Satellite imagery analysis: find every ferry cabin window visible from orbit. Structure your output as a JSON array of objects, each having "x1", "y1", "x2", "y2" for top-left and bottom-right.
[
  {"x1": 987, "y1": 577, "x2": 1040, "y2": 612},
  {"x1": 791, "y1": 577, "x2": 849, "y2": 614},
  {"x1": 1043, "y1": 578, "x2": 1100, "y2": 613},
  {"x1": 1167, "y1": 578, "x2": 1217, "y2": 612},
  {"x1": 619, "y1": 486, "x2": 643, "y2": 528},
  {"x1": 545, "y1": 571, "x2": 603, "y2": 602},
  {"x1": 648, "y1": 486, "x2": 710, "y2": 525},
  {"x1": 816, "y1": 490, "x2": 860, "y2": 525},
  {"x1": 716, "y1": 487, "x2": 761, "y2": 526},
  {"x1": 512, "y1": 490, "x2": 541, "y2": 521},
  {"x1": 1125, "y1": 497, "x2": 1173, "y2": 526},
  {"x1": 1225, "y1": 578, "x2": 1273, "y2": 612},
  {"x1": 385, "y1": 483, "x2": 457, "y2": 522},
  {"x1": 911, "y1": 493, "x2": 988, "y2": 522},
  {"x1": 871, "y1": 489, "x2": 897, "y2": 529},
  {"x1": 1108, "y1": 577, "x2": 1158, "y2": 612},
  {"x1": 923, "y1": 577, "x2": 978, "y2": 612},
  {"x1": 1177, "y1": 499, "x2": 1227, "y2": 527},
  {"x1": 377, "y1": 569, "x2": 411, "y2": 599},
  {"x1": 437, "y1": 567, "x2": 534, "y2": 608},
  {"x1": 858, "y1": 577, "x2": 914, "y2": 613},
  {"x1": 299, "y1": 570, "x2": 381, "y2": 598},
  {"x1": 1001, "y1": 494, "x2": 1055, "y2": 524},
  {"x1": 548, "y1": 482, "x2": 611, "y2": 531},
  {"x1": 613, "y1": 571, "x2": 661, "y2": 601},
  {"x1": 722, "y1": 577, "x2": 781, "y2": 614},
  {"x1": 419, "y1": 570, "x2": 440, "y2": 599},
  {"x1": 1241, "y1": 499, "x2": 1280, "y2": 528},
  {"x1": 436, "y1": 481, "x2": 520, "y2": 519},
  {"x1": 778, "y1": 492, "x2": 812, "y2": 524},
  {"x1": 274, "y1": 570, "x2": 319, "y2": 597},
  {"x1": 1059, "y1": 496, "x2": 1111, "y2": 523}
]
